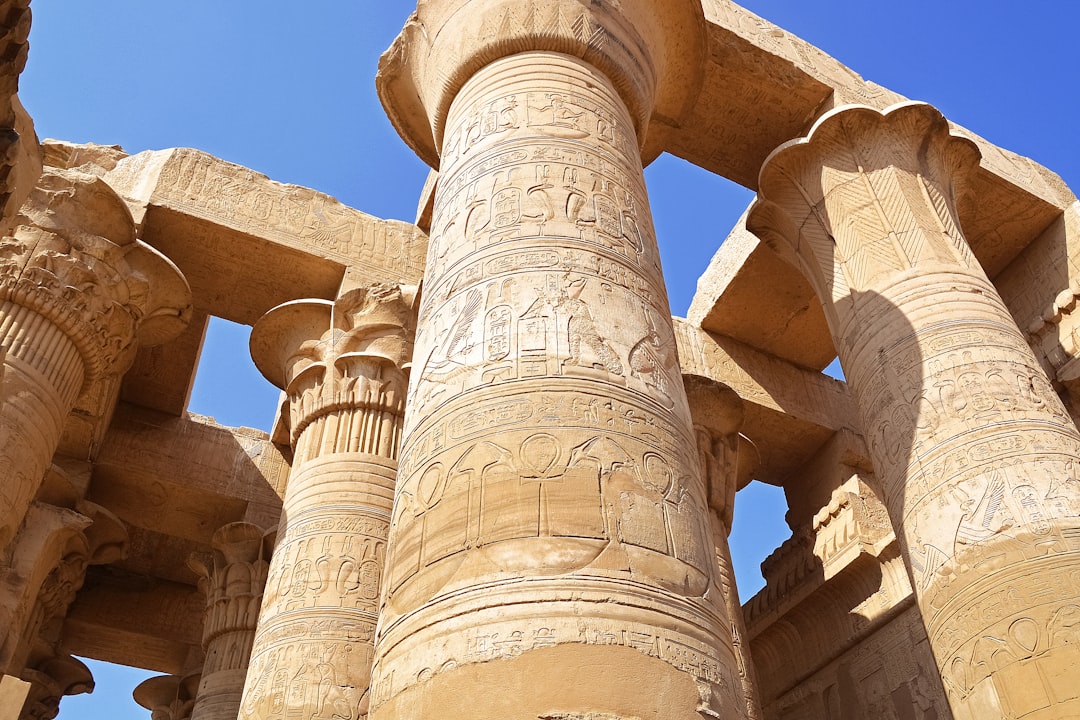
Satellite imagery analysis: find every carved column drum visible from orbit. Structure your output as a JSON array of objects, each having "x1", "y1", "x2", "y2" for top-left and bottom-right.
[
  {"x1": 370, "y1": 2, "x2": 745, "y2": 715},
  {"x1": 749, "y1": 102, "x2": 1080, "y2": 720}
]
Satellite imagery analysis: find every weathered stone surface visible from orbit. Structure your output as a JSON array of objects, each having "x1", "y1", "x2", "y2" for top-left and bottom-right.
[
  {"x1": 372, "y1": 2, "x2": 745, "y2": 714},
  {"x1": 749, "y1": 102, "x2": 1080, "y2": 720},
  {"x1": 239, "y1": 284, "x2": 414, "y2": 720},
  {"x1": 0, "y1": 0, "x2": 41, "y2": 238},
  {"x1": 0, "y1": 168, "x2": 191, "y2": 551},
  {"x1": 103, "y1": 148, "x2": 427, "y2": 325},
  {"x1": 1, "y1": 4, "x2": 1079, "y2": 719},
  {"x1": 187, "y1": 523, "x2": 269, "y2": 720},
  {"x1": 673, "y1": 318, "x2": 859, "y2": 485}
]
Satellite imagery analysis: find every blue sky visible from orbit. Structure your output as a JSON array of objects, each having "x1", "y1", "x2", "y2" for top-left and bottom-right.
[{"x1": 18, "y1": 2, "x2": 1079, "y2": 717}]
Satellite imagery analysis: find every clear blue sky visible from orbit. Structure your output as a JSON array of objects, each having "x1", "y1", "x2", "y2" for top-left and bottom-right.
[{"x1": 18, "y1": 2, "x2": 1078, "y2": 717}]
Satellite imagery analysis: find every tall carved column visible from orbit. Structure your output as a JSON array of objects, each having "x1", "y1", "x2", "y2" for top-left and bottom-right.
[
  {"x1": 748, "y1": 102, "x2": 1080, "y2": 719},
  {"x1": 372, "y1": 3, "x2": 744, "y2": 718},
  {"x1": 187, "y1": 523, "x2": 269, "y2": 720},
  {"x1": 684, "y1": 376, "x2": 762, "y2": 720},
  {"x1": 0, "y1": 168, "x2": 191, "y2": 550},
  {"x1": 238, "y1": 284, "x2": 414, "y2": 720}
]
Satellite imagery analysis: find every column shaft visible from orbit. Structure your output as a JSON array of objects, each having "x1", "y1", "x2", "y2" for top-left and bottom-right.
[
  {"x1": 240, "y1": 286, "x2": 412, "y2": 720},
  {"x1": 372, "y1": 51, "x2": 742, "y2": 719},
  {"x1": 0, "y1": 304, "x2": 83, "y2": 549},
  {"x1": 748, "y1": 102, "x2": 1080, "y2": 720},
  {"x1": 189, "y1": 523, "x2": 268, "y2": 720}
]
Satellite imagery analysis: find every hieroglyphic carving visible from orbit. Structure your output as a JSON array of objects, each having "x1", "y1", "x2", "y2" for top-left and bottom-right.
[
  {"x1": 372, "y1": 40, "x2": 744, "y2": 718},
  {"x1": 748, "y1": 102, "x2": 1080, "y2": 719},
  {"x1": 685, "y1": 376, "x2": 762, "y2": 720},
  {"x1": 103, "y1": 148, "x2": 427, "y2": 283},
  {"x1": 762, "y1": 605, "x2": 950, "y2": 720},
  {"x1": 239, "y1": 284, "x2": 413, "y2": 720}
]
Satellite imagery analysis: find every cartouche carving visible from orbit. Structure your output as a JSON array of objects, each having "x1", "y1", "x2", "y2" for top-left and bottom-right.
[
  {"x1": 371, "y1": 2, "x2": 742, "y2": 716},
  {"x1": 748, "y1": 101, "x2": 1080, "y2": 719}
]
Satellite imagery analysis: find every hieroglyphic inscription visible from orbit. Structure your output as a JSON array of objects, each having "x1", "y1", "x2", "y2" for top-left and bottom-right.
[
  {"x1": 750, "y1": 103, "x2": 1080, "y2": 719},
  {"x1": 107, "y1": 148, "x2": 427, "y2": 281},
  {"x1": 241, "y1": 287, "x2": 411, "y2": 720},
  {"x1": 374, "y1": 50, "x2": 741, "y2": 717}
]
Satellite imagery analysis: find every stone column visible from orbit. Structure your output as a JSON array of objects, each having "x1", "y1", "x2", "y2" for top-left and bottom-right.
[
  {"x1": 684, "y1": 376, "x2": 762, "y2": 720},
  {"x1": 187, "y1": 523, "x2": 269, "y2": 720},
  {"x1": 134, "y1": 674, "x2": 199, "y2": 720},
  {"x1": 747, "y1": 102, "x2": 1080, "y2": 720},
  {"x1": 238, "y1": 284, "x2": 414, "y2": 720},
  {"x1": 18, "y1": 655, "x2": 93, "y2": 720},
  {"x1": 0, "y1": 168, "x2": 191, "y2": 550},
  {"x1": 372, "y1": 3, "x2": 743, "y2": 718}
]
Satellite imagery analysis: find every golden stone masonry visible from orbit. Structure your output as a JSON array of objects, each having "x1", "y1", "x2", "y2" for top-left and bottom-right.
[{"x1": 1, "y1": 1, "x2": 1078, "y2": 719}]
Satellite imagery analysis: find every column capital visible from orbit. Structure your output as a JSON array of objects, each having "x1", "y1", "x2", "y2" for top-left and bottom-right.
[
  {"x1": 19, "y1": 655, "x2": 93, "y2": 720},
  {"x1": 249, "y1": 283, "x2": 415, "y2": 448},
  {"x1": 187, "y1": 522, "x2": 269, "y2": 649},
  {"x1": 3, "y1": 168, "x2": 192, "y2": 384},
  {"x1": 748, "y1": 102, "x2": 981, "y2": 310},
  {"x1": 133, "y1": 674, "x2": 199, "y2": 720},
  {"x1": 376, "y1": 0, "x2": 706, "y2": 168}
]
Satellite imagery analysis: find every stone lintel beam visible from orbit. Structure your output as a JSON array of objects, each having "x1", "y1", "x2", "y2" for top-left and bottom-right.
[
  {"x1": 91, "y1": 403, "x2": 287, "y2": 540},
  {"x1": 684, "y1": 5, "x2": 1073, "y2": 370},
  {"x1": 683, "y1": 1, "x2": 1072, "y2": 211},
  {"x1": 117, "y1": 309, "x2": 210, "y2": 418},
  {"x1": 673, "y1": 318, "x2": 861, "y2": 486},
  {"x1": 101, "y1": 148, "x2": 428, "y2": 327},
  {"x1": 687, "y1": 207, "x2": 835, "y2": 371},
  {"x1": 61, "y1": 568, "x2": 203, "y2": 675}
]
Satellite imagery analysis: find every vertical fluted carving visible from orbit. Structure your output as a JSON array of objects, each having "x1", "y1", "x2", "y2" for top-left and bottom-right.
[{"x1": 0, "y1": 168, "x2": 191, "y2": 551}]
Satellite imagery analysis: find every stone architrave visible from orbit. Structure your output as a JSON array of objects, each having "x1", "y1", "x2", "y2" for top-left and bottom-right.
[
  {"x1": 370, "y1": 2, "x2": 745, "y2": 718},
  {"x1": 238, "y1": 284, "x2": 414, "y2": 720},
  {"x1": 0, "y1": 168, "x2": 192, "y2": 550},
  {"x1": 747, "y1": 102, "x2": 1080, "y2": 720},
  {"x1": 684, "y1": 375, "x2": 763, "y2": 720},
  {"x1": 186, "y1": 523, "x2": 270, "y2": 720}
]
